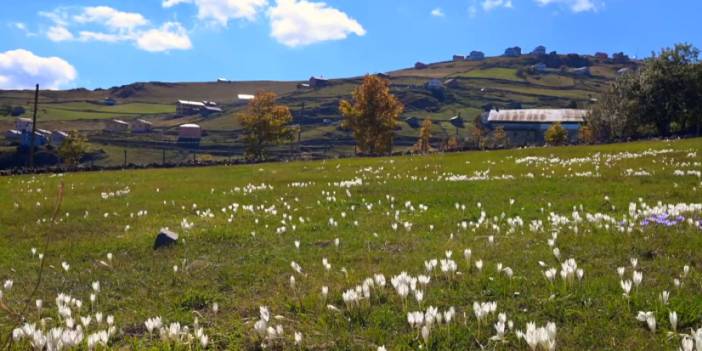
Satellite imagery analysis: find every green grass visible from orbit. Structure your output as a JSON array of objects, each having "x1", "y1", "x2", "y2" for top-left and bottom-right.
[
  {"x1": 452, "y1": 68, "x2": 524, "y2": 82},
  {"x1": 526, "y1": 74, "x2": 577, "y2": 88},
  {"x1": 20, "y1": 102, "x2": 176, "y2": 121},
  {"x1": 1, "y1": 138, "x2": 701, "y2": 350}
]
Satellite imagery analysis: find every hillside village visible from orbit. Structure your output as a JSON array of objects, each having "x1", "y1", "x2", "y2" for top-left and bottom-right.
[{"x1": 0, "y1": 46, "x2": 638, "y2": 169}]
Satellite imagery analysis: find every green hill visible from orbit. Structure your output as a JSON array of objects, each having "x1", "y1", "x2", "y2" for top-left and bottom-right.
[{"x1": 0, "y1": 53, "x2": 637, "y2": 167}]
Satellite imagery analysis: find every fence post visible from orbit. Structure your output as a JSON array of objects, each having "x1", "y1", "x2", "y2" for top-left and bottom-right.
[
  {"x1": 123, "y1": 149, "x2": 127, "y2": 168},
  {"x1": 162, "y1": 149, "x2": 166, "y2": 165}
]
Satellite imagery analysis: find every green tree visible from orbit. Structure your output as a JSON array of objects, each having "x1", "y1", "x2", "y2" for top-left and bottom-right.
[
  {"x1": 340, "y1": 75, "x2": 404, "y2": 155},
  {"x1": 545, "y1": 122, "x2": 568, "y2": 146},
  {"x1": 587, "y1": 72, "x2": 643, "y2": 141},
  {"x1": 58, "y1": 132, "x2": 88, "y2": 166},
  {"x1": 239, "y1": 92, "x2": 293, "y2": 160},
  {"x1": 493, "y1": 126, "x2": 508, "y2": 148},
  {"x1": 588, "y1": 43, "x2": 702, "y2": 141}
]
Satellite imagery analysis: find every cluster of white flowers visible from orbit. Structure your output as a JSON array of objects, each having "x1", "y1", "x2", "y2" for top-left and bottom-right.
[
  {"x1": 516, "y1": 321, "x2": 557, "y2": 351},
  {"x1": 13, "y1": 289, "x2": 116, "y2": 351},
  {"x1": 100, "y1": 186, "x2": 131, "y2": 200}
]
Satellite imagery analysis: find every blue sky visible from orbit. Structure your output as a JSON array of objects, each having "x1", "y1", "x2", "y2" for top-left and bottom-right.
[{"x1": 0, "y1": 0, "x2": 700, "y2": 89}]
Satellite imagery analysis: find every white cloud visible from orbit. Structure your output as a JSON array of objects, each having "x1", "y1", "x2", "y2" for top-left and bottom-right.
[
  {"x1": 136, "y1": 22, "x2": 193, "y2": 52},
  {"x1": 163, "y1": 0, "x2": 269, "y2": 25},
  {"x1": 74, "y1": 6, "x2": 149, "y2": 31},
  {"x1": 269, "y1": 0, "x2": 365, "y2": 47},
  {"x1": 47, "y1": 25, "x2": 74, "y2": 42},
  {"x1": 78, "y1": 31, "x2": 130, "y2": 43},
  {"x1": 39, "y1": 9, "x2": 70, "y2": 26},
  {"x1": 0, "y1": 49, "x2": 77, "y2": 90},
  {"x1": 163, "y1": 0, "x2": 192, "y2": 8},
  {"x1": 482, "y1": 0, "x2": 513, "y2": 11},
  {"x1": 11, "y1": 22, "x2": 38, "y2": 37},
  {"x1": 535, "y1": 0, "x2": 600, "y2": 12},
  {"x1": 38, "y1": 6, "x2": 192, "y2": 53},
  {"x1": 431, "y1": 8, "x2": 445, "y2": 17}
]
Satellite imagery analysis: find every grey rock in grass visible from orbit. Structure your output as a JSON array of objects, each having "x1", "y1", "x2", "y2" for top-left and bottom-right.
[{"x1": 154, "y1": 228, "x2": 178, "y2": 250}]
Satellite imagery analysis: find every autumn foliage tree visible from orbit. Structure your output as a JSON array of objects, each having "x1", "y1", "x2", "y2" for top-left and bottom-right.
[
  {"x1": 414, "y1": 119, "x2": 433, "y2": 153},
  {"x1": 545, "y1": 122, "x2": 568, "y2": 146},
  {"x1": 240, "y1": 92, "x2": 293, "y2": 160},
  {"x1": 340, "y1": 75, "x2": 404, "y2": 155},
  {"x1": 578, "y1": 125, "x2": 595, "y2": 144}
]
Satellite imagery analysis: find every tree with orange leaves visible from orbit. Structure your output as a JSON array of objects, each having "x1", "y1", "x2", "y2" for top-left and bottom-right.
[
  {"x1": 339, "y1": 75, "x2": 404, "y2": 155},
  {"x1": 240, "y1": 92, "x2": 293, "y2": 160}
]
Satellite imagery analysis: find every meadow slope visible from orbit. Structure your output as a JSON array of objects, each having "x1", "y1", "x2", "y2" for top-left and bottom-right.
[
  {"x1": 0, "y1": 54, "x2": 635, "y2": 167},
  {"x1": 1, "y1": 138, "x2": 701, "y2": 350}
]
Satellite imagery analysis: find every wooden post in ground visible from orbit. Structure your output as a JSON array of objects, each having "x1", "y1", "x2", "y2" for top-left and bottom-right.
[
  {"x1": 28, "y1": 84, "x2": 39, "y2": 169},
  {"x1": 123, "y1": 149, "x2": 127, "y2": 168}
]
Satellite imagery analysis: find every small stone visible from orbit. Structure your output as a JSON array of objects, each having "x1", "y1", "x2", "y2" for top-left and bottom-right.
[{"x1": 154, "y1": 228, "x2": 178, "y2": 250}]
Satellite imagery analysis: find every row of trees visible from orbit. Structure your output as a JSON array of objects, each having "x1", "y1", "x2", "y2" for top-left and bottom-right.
[
  {"x1": 587, "y1": 43, "x2": 702, "y2": 141},
  {"x1": 0, "y1": 105, "x2": 26, "y2": 117},
  {"x1": 237, "y1": 71, "x2": 596, "y2": 159},
  {"x1": 239, "y1": 75, "x2": 404, "y2": 160}
]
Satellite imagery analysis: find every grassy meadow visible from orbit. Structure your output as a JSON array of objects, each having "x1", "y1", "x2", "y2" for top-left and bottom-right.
[{"x1": 0, "y1": 138, "x2": 701, "y2": 350}]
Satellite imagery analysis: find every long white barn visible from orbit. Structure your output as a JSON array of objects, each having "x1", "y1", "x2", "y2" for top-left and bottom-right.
[{"x1": 481, "y1": 109, "x2": 588, "y2": 145}]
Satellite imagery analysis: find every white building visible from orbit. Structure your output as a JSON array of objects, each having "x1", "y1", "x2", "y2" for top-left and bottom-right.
[
  {"x1": 51, "y1": 131, "x2": 69, "y2": 147},
  {"x1": 176, "y1": 100, "x2": 206, "y2": 115},
  {"x1": 481, "y1": 109, "x2": 588, "y2": 145},
  {"x1": 132, "y1": 119, "x2": 153, "y2": 133},
  {"x1": 425, "y1": 79, "x2": 444, "y2": 91},
  {"x1": 16, "y1": 117, "x2": 33, "y2": 132},
  {"x1": 178, "y1": 124, "x2": 202, "y2": 141},
  {"x1": 105, "y1": 119, "x2": 129, "y2": 133}
]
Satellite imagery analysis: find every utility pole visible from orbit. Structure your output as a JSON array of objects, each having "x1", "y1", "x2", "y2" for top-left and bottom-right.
[{"x1": 28, "y1": 84, "x2": 39, "y2": 169}]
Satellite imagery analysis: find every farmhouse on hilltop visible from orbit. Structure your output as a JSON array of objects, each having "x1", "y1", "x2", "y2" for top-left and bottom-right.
[
  {"x1": 131, "y1": 119, "x2": 153, "y2": 133},
  {"x1": 468, "y1": 51, "x2": 485, "y2": 61},
  {"x1": 309, "y1": 76, "x2": 330, "y2": 88},
  {"x1": 50, "y1": 131, "x2": 69, "y2": 147},
  {"x1": 177, "y1": 100, "x2": 205, "y2": 115},
  {"x1": 105, "y1": 119, "x2": 129, "y2": 133},
  {"x1": 531, "y1": 46, "x2": 547, "y2": 56},
  {"x1": 414, "y1": 62, "x2": 429, "y2": 69},
  {"x1": 504, "y1": 47, "x2": 522, "y2": 57},
  {"x1": 15, "y1": 118, "x2": 33, "y2": 132},
  {"x1": 178, "y1": 123, "x2": 202, "y2": 145},
  {"x1": 176, "y1": 100, "x2": 222, "y2": 116},
  {"x1": 480, "y1": 109, "x2": 587, "y2": 145},
  {"x1": 20, "y1": 129, "x2": 51, "y2": 148},
  {"x1": 425, "y1": 79, "x2": 445, "y2": 91}
]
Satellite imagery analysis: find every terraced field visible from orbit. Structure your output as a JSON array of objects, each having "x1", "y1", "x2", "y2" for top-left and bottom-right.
[{"x1": 0, "y1": 54, "x2": 637, "y2": 167}]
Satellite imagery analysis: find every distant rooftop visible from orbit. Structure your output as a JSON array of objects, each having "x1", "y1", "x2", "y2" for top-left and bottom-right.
[
  {"x1": 486, "y1": 109, "x2": 587, "y2": 123},
  {"x1": 178, "y1": 100, "x2": 206, "y2": 107}
]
